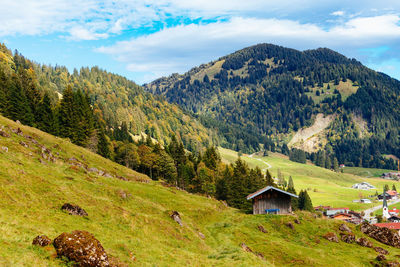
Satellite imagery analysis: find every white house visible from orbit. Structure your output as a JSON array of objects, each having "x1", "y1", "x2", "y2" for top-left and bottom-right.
[{"x1": 351, "y1": 182, "x2": 376, "y2": 190}]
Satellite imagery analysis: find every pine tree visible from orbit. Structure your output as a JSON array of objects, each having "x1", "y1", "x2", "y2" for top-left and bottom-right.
[
  {"x1": 58, "y1": 85, "x2": 75, "y2": 139},
  {"x1": 36, "y1": 92, "x2": 57, "y2": 134},
  {"x1": 288, "y1": 176, "x2": 294, "y2": 190},
  {"x1": 325, "y1": 155, "x2": 331, "y2": 170},
  {"x1": 97, "y1": 127, "x2": 111, "y2": 159},
  {"x1": 392, "y1": 184, "x2": 397, "y2": 192},
  {"x1": 333, "y1": 157, "x2": 339, "y2": 172},
  {"x1": 6, "y1": 76, "x2": 34, "y2": 125},
  {"x1": 384, "y1": 184, "x2": 389, "y2": 192},
  {"x1": 298, "y1": 190, "x2": 313, "y2": 211}
]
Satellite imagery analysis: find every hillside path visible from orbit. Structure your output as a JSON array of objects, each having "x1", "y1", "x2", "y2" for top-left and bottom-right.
[{"x1": 248, "y1": 153, "x2": 272, "y2": 172}]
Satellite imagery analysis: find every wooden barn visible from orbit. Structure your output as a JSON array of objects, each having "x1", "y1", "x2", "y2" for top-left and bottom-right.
[{"x1": 246, "y1": 186, "x2": 298, "y2": 215}]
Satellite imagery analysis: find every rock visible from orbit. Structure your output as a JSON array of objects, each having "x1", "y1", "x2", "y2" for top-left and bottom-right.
[
  {"x1": 0, "y1": 130, "x2": 10, "y2": 137},
  {"x1": 53, "y1": 230, "x2": 109, "y2": 267},
  {"x1": 340, "y1": 232, "x2": 356, "y2": 243},
  {"x1": 387, "y1": 261, "x2": 400, "y2": 267},
  {"x1": 117, "y1": 176, "x2": 128, "y2": 181},
  {"x1": 255, "y1": 252, "x2": 265, "y2": 260},
  {"x1": 339, "y1": 223, "x2": 352, "y2": 233},
  {"x1": 19, "y1": 141, "x2": 28, "y2": 148},
  {"x1": 102, "y1": 172, "x2": 113, "y2": 178},
  {"x1": 357, "y1": 237, "x2": 374, "y2": 248},
  {"x1": 240, "y1": 243, "x2": 253, "y2": 253},
  {"x1": 375, "y1": 247, "x2": 389, "y2": 255},
  {"x1": 377, "y1": 254, "x2": 387, "y2": 261},
  {"x1": 361, "y1": 222, "x2": 400, "y2": 248},
  {"x1": 294, "y1": 219, "x2": 301, "y2": 224},
  {"x1": 170, "y1": 211, "x2": 182, "y2": 226},
  {"x1": 257, "y1": 225, "x2": 267, "y2": 233},
  {"x1": 32, "y1": 235, "x2": 52, "y2": 246},
  {"x1": 221, "y1": 201, "x2": 229, "y2": 208},
  {"x1": 11, "y1": 127, "x2": 23, "y2": 136},
  {"x1": 198, "y1": 232, "x2": 205, "y2": 239},
  {"x1": 1, "y1": 146, "x2": 8, "y2": 152},
  {"x1": 61, "y1": 203, "x2": 88, "y2": 216},
  {"x1": 16, "y1": 120, "x2": 21, "y2": 124},
  {"x1": 286, "y1": 222, "x2": 294, "y2": 230},
  {"x1": 323, "y1": 232, "x2": 339, "y2": 243},
  {"x1": 117, "y1": 189, "x2": 131, "y2": 199}
]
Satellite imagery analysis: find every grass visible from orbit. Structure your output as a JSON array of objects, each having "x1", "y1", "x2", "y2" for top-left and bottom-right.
[
  {"x1": 305, "y1": 80, "x2": 359, "y2": 103},
  {"x1": 343, "y1": 167, "x2": 395, "y2": 178},
  {"x1": 218, "y1": 147, "x2": 400, "y2": 211},
  {"x1": 0, "y1": 115, "x2": 399, "y2": 266}
]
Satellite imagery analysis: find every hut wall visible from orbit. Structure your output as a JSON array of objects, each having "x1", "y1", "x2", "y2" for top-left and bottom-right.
[{"x1": 253, "y1": 190, "x2": 292, "y2": 215}]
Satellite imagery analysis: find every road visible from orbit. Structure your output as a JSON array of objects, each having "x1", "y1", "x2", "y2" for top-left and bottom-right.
[
  {"x1": 362, "y1": 198, "x2": 400, "y2": 220},
  {"x1": 248, "y1": 153, "x2": 272, "y2": 173}
]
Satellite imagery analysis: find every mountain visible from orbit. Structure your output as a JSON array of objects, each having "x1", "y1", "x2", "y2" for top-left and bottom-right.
[
  {"x1": 0, "y1": 114, "x2": 397, "y2": 266},
  {"x1": 145, "y1": 43, "x2": 400, "y2": 169},
  {"x1": 0, "y1": 43, "x2": 214, "y2": 152}
]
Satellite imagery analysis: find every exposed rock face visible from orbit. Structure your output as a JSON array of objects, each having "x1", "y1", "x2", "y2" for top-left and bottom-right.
[
  {"x1": 323, "y1": 232, "x2": 339, "y2": 243},
  {"x1": 374, "y1": 247, "x2": 389, "y2": 255},
  {"x1": 257, "y1": 225, "x2": 267, "y2": 233},
  {"x1": 32, "y1": 235, "x2": 52, "y2": 246},
  {"x1": 340, "y1": 232, "x2": 356, "y2": 243},
  {"x1": 53, "y1": 230, "x2": 109, "y2": 267},
  {"x1": 361, "y1": 222, "x2": 400, "y2": 248},
  {"x1": 357, "y1": 237, "x2": 374, "y2": 248},
  {"x1": 61, "y1": 203, "x2": 88, "y2": 216},
  {"x1": 170, "y1": 211, "x2": 182, "y2": 226},
  {"x1": 339, "y1": 223, "x2": 352, "y2": 233}
]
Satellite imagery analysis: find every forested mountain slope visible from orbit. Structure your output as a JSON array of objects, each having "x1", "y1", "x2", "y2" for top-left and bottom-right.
[
  {"x1": 0, "y1": 43, "x2": 213, "y2": 152},
  {"x1": 146, "y1": 43, "x2": 400, "y2": 169}
]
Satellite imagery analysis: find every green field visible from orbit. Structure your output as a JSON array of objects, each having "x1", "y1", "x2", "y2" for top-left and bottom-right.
[
  {"x1": 1, "y1": 115, "x2": 399, "y2": 266},
  {"x1": 343, "y1": 167, "x2": 394, "y2": 178},
  {"x1": 219, "y1": 148, "x2": 398, "y2": 211}
]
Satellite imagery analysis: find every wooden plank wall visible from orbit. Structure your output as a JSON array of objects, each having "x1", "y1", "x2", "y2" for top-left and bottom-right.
[{"x1": 253, "y1": 190, "x2": 291, "y2": 214}]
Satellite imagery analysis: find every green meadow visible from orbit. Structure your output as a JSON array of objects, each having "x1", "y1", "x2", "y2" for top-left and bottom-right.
[
  {"x1": 0, "y1": 115, "x2": 398, "y2": 266},
  {"x1": 219, "y1": 147, "x2": 398, "y2": 211}
]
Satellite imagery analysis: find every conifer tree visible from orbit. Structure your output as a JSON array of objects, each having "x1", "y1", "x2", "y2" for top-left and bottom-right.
[
  {"x1": 265, "y1": 170, "x2": 276, "y2": 187},
  {"x1": 97, "y1": 126, "x2": 111, "y2": 159},
  {"x1": 392, "y1": 184, "x2": 397, "y2": 192},
  {"x1": 36, "y1": 92, "x2": 57, "y2": 134},
  {"x1": 333, "y1": 157, "x2": 339, "y2": 172}
]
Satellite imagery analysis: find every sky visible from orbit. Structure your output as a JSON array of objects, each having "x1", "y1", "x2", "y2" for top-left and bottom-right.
[{"x1": 1, "y1": 1, "x2": 400, "y2": 84}]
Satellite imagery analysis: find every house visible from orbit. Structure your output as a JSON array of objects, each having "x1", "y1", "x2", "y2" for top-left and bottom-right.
[
  {"x1": 333, "y1": 213, "x2": 352, "y2": 221},
  {"x1": 389, "y1": 207, "x2": 399, "y2": 216},
  {"x1": 360, "y1": 199, "x2": 372, "y2": 203},
  {"x1": 339, "y1": 164, "x2": 345, "y2": 168},
  {"x1": 388, "y1": 215, "x2": 400, "y2": 223},
  {"x1": 382, "y1": 172, "x2": 400, "y2": 180},
  {"x1": 351, "y1": 182, "x2": 376, "y2": 190},
  {"x1": 387, "y1": 190, "x2": 398, "y2": 200},
  {"x1": 378, "y1": 192, "x2": 392, "y2": 200},
  {"x1": 246, "y1": 186, "x2": 298, "y2": 215},
  {"x1": 314, "y1": 205, "x2": 331, "y2": 211},
  {"x1": 325, "y1": 207, "x2": 349, "y2": 216}
]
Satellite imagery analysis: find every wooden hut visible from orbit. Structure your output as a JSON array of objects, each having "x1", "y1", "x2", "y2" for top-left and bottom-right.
[{"x1": 246, "y1": 186, "x2": 298, "y2": 215}]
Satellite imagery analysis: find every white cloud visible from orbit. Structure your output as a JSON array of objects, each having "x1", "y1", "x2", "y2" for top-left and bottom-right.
[
  {"x1": 97, "y1": 15, "x2": 400, "y2": 83},
  {"x1": 68, "y1": 27, "x2": 109, "y2": 41},
  {"x1": 331, "y1": 10, "x2": 345, "y2": 16}
]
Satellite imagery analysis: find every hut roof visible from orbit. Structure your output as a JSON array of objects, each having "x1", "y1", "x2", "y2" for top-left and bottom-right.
[{"x1": 246, "y1": 186, "x2": 298, "y2": 200}]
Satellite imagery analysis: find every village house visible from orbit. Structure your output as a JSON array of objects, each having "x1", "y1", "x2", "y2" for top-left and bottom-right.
[
  {"x1": 351, "y1": 182, "x2": 376, "y2": 190},
  {"x1": 389, "y1": 207, "x2": 400, "y2": 216},
  {"x1": 360, "y1": 199, "x2": 372, "y2": 203},
  {"x1": 325, "y1": 207, "x2": 349, "y2": 216},
  {"x1": 246, "y1": 186, "x2": 298, "y2": 215},
  {"x1": 378, "y1": 192, "x2": 392, "y2": 200},
  {"x1": 388, "y1": 215, "x2": 400, "y2": 223},
  {"x1": 387, "y1": 190, "x2": 398, "y2": 200},
  {"x1": 381, "y1": 172, "x2": 400, "y2": 180}
]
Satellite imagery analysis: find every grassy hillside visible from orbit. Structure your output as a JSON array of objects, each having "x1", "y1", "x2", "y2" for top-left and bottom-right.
[
  {"x1": 219, "y1": 147, "x2": 398, "y2": 211},
  {"x1": 1, "y1": 115, "x2": 399, "y2": 266}
]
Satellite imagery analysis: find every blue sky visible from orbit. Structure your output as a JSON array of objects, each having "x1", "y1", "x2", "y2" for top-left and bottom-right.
[{"x1": 1, "y1": 0, "x2": 400, "y2": 84}]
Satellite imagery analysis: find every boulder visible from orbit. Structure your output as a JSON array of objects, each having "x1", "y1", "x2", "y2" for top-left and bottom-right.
[
  {"x1": 32, "y1": 235, "x2": 52, "y2": 246},
  {"x1": 323, "y1": 232, "x2": 339, "y2": 243},
  {"x1": 361, "y1": 222, "x2": 400, "y2": 248},
  {"x1": 374, "y1": 247, "x2": 389, "y2": 255},
  {"x1": 340, "y1": 232, "x2": 356, "y2": 243},
  {"x1": 376, "y1": 254, "x2": 387, "y2": 261},
  {"x1": 170, "y1": 211, "x2": 182, "y2": 226},
  {"x1": 61, "y1": 203, "x2": 88, "y2": 216},
  {"x1": 339, "y1": 223, "x2": 352, "y2": 233},
  {"x1": 0, "y1": 130, "x2": 10, "y2": 137},
  {"x1": 19, "y1": 141, "x2": 28, "y2": 148},
  {"x1": 1, "y1": 146, "x2": 8, "y2": 152},
  {"x1": 53, "y1": 230, "x2": 109, "y2": 267},
  {"x1": 198, "y1": 232, "x2": 205, "y2": 239},
  {"x1": 286, "y1": 222, "x2": 294, "y2": 230},
  {"x1": 294, "y1": 219, "x2": 301, "y2": 224},
  {"x1": 357, "y1": 237, "x2": 374, "y2": 248},
  {"x1": 257, "y1": 225, "x2": 267, "y2": 233}
]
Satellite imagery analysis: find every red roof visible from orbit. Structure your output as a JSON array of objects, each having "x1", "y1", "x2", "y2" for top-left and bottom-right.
[
  {"x1": 374, "y1": 223, "x2": 400, "y2": 230},
  {"x1": 389, "y1": 208, "x2": 399, "y2": 213},
  {"x1": 387, "y1": 190, "x2": 398, "y2": 196},
  {"x1": 333, "y1": 213, "x2": 352, "y2": 218},
  {"x1": 329, "y1": 207, "x2": 349, "y2": 211}
]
